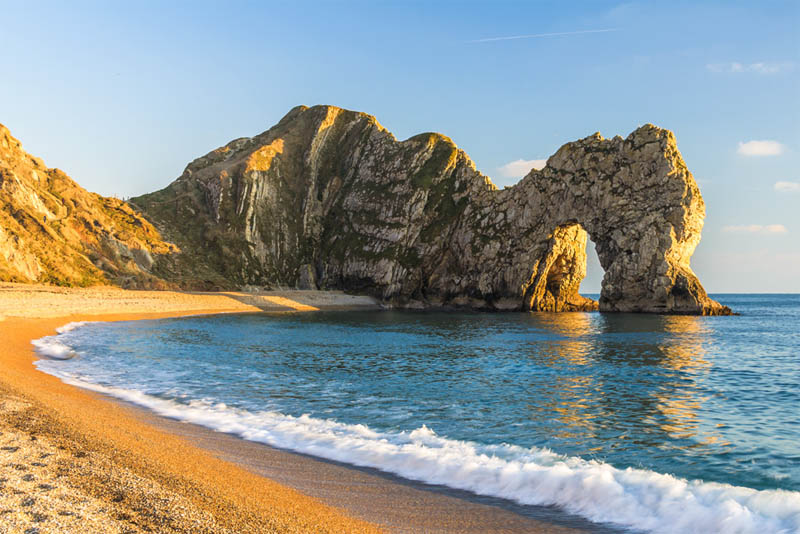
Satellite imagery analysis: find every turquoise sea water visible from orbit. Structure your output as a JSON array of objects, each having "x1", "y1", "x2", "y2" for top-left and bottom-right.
[{"x1": 34, "y1": 295, "x2": 800, "y2": 533}]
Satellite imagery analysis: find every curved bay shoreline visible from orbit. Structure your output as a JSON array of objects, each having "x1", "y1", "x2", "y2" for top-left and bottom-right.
[{"x1": 0, "y1": 284, "x2": 597, "y2": 533}]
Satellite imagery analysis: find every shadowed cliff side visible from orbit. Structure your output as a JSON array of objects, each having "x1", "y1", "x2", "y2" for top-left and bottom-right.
[
  {"x1": 0, "y1": 124, "x2": 177, "y2": 287},
  {"x1": 132, "y1": 105, "x2": 729, "y2": 315}
]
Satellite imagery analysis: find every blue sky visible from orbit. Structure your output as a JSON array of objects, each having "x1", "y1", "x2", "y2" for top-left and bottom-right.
[{"x1": 1, "y1": 1, "x2": 798, "y2": 292}]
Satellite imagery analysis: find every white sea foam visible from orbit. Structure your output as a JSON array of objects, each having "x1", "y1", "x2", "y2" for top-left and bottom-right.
[
  {"x1": 32, "y1": 327, "x2": 800, "y2": 534},
  {"x1": 31, "y1": 321, "x2": 95, "y2": 359},
  {"x1": 55, "y1": 321, "x2": 94, "y2": 334},
  {"x1": 31, "y1": 337, "x2": 76, "y2": 359}
]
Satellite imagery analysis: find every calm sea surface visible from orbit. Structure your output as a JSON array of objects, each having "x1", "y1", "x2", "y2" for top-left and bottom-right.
[{"x1": 35, "y1": 294, "x2": 800, "y2": 533}]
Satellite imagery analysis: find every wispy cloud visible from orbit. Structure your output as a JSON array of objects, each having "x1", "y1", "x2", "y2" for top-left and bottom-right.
[
  {"x1": 723, "y1": 224, "x2": 788, "y2": 234},
  {"x1": 737, "y1": 140, "x2": 785, "y2": 157},
  {"x1": 498, "y1": 158, "x2": 547, "y2": 179},
  {"x1": 775, "y1": 181, "x2": 800, "y2": 192},
  {"x1": 468, "y1": 28, "x2": 617, "y2": 43},
  {"x1": 706, "y1": 62, "x2": 794, "y2": 74}
]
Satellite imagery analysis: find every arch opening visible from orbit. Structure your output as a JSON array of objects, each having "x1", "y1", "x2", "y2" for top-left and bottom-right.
[
  {"x1": 579, "y1": 235, "x2": 603, "y2": 300},
  {"x1": 522, "y1": 223, "x2": 601, "y2": 312}
]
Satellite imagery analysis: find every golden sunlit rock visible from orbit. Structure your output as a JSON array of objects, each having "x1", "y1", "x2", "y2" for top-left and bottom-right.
[{"x1": 132, "y1": 105, "x2": 729, "y2": 314}]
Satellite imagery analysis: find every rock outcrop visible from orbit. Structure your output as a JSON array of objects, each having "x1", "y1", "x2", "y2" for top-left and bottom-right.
[
  {"x1": 0, "y1": 123, "x2": 177, "y2": 287},
  {"x1": 133, "y1": 105, "x2": 729, "y2": 314}
]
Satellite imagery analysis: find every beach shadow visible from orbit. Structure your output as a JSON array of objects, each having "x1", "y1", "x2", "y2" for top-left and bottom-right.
[{"x1": 192, "y1": 291, "x2": 322, "y2": 312}]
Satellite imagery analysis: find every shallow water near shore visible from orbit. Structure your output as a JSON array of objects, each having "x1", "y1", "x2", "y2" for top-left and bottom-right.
[{"x1": 34, "y1": 294, "x2": 800, "y2": 533}]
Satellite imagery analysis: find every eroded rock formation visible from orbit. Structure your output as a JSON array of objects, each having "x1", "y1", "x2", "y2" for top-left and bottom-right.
[
  {"x1": 0, "y1": 123, "x2": 176, "y2": 287},
  {"x1": 133, "y1": 105, "x2": 729, "y2": 314}
]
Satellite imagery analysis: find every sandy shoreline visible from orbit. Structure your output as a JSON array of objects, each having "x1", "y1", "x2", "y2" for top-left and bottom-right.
[
  {"x1": 0, "y1": 283, "x2": 382, "y2": 319},
  {"x1": 1, "y1": 284, "x2": 601, "y2": 533},
  {"x1": 132, "y1": 403, "x2": 615, "y2": 534},
  {"x1": 1, "y1": 284, "x2": 385, "y2": 533}
]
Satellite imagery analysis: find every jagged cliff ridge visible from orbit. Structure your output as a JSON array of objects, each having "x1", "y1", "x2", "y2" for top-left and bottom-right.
[
  {"x1": 133, "y1": 105, "x2": 729, "y2": 314},
  {"x1": 0, "y1": 124, "x2": 176, "y2": 287}
]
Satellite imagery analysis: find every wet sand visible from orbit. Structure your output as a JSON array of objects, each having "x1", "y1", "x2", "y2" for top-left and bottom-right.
[
  {"x1": 133, "y1": 405, "x2": 618, "y2": 534},
  {"x1": 1, "y1": 284, "x2": 606, "y2": 533}
]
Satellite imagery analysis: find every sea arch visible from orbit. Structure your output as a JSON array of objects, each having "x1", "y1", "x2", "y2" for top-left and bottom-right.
[{"x1": 489, "y1": 125, "x2": 728, "y2": 315}]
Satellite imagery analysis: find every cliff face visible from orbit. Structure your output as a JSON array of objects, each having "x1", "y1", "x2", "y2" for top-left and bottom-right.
[
  {"x1": 133, "y1": 105, "x2": 729, "y2": 314},
  {"x1": 0, "y1": 124, "x2": 176, "y2": 287}
]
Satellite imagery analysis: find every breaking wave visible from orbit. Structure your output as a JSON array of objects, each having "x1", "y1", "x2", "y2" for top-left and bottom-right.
[{"x1": 31, "y1": 322, "x2": 93, "y2": 359}]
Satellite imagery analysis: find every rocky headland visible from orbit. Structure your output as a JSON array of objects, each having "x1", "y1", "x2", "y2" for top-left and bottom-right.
[{"x1": 1, "y1": 107, "x2": 731, "y2": 314}]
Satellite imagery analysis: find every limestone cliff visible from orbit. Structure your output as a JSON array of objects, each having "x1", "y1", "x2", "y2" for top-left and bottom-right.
[
  {"x1": 133, "y1": 105, "x2": 729, "y2": 314},
  {"x1": 0, "y1": 123, "x2": 176, "y2": 287}
]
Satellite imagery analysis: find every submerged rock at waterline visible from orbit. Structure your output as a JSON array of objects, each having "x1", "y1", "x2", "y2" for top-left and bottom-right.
[{"x1": 132, "y1": 105, "x2": 729, "y2": 315}]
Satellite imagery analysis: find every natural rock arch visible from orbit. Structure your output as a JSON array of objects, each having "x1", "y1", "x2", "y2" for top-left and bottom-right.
[
  {"x1": 468, "y1": 126, "x2": 727, "y2": 314},
  {"x1": 133, "y1": 105, "x2": 730, "y2": 315}
]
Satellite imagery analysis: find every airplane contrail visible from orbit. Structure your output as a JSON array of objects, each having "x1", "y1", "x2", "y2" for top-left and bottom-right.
[{"x1": 467, "y1": 28, "x2": 618, "y2": 43}]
